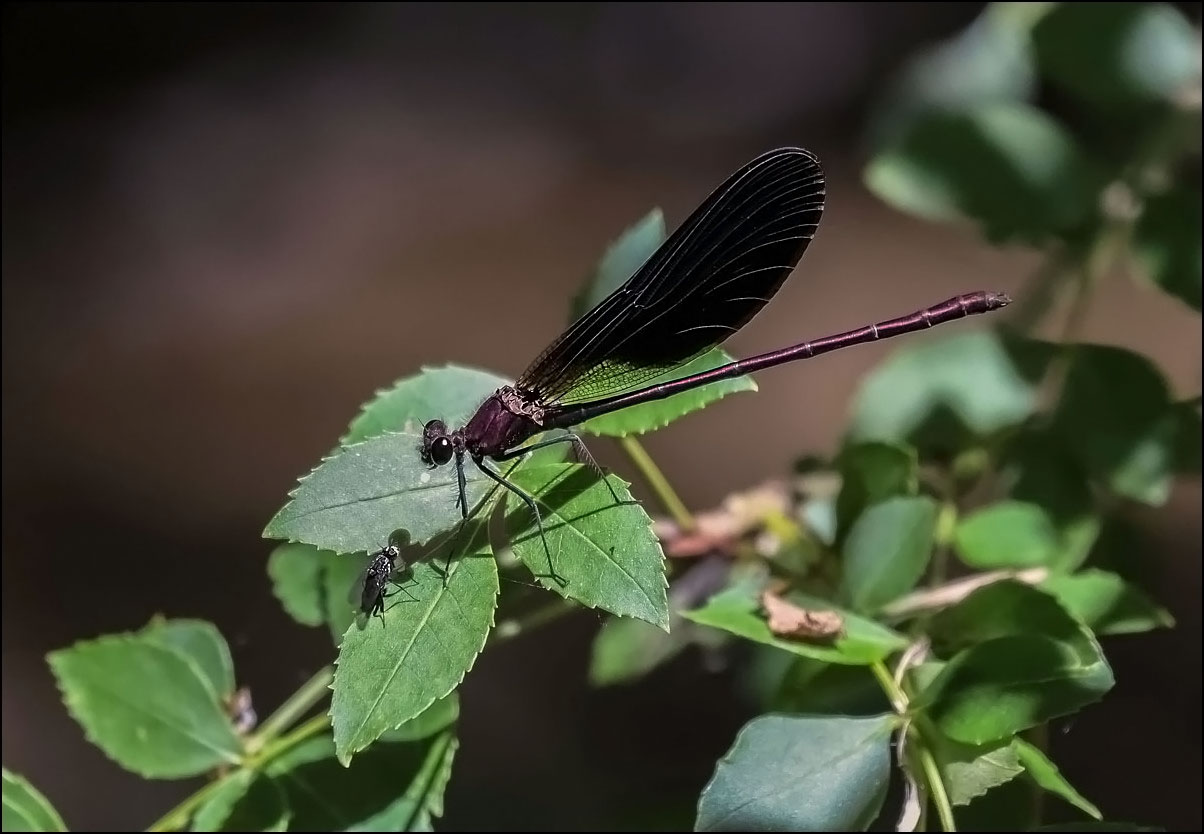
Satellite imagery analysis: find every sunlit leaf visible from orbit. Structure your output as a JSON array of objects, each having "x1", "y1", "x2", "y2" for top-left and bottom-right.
[
  {"x1": 140, "y1": 618, "x2": 235, "y2": 702},
  {"x1": 506, "y1": 464, "x2": 668, "y2": 629},
  {"x1": 48, "y1": 635, "x2": 241, "y2": 778},
  {"x1": 2, "y1": 769, "x2": 67, "y2": 832},
  {"x1": 954, "y1": 501, "x2": 1060, "y2": 569},
  {"x1": 1040, "y1": 569, "x2": 1175, "y2": 635},
  {"x1": 682, "y1": 584, "x2": 906, "y2": 666},
  {"x1": 331, "y1": 525, "x2": 496, "y2": 765}
]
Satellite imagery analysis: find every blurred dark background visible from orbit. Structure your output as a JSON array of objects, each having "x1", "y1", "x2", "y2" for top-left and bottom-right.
[{"x1": 3, "y1": 3, "x2": 1200, "y2": 831}]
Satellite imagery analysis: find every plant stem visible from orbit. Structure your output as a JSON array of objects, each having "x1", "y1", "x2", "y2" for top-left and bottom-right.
[
  {"x1": 244, "y1": 666, "x2": 334, "y2": 756},
  {"x1": 146, "y1": 669, "x2": 334, "y2": 832},
  {"x1": 870, "y1": 660, "x2": 908, "y2": 714},
  {"x1": 917, "y1": 741, "x2": 957, "y2": 832},
  {"x1": 244, "y1": 712, "x2": 332, "y2": 768},
  {"x1": 871, "y1": 661, "x2": 957, "y2": 831},
  {"x1": 618, "y1": 435, "x2": 696, "y2": 530},
  {"x1": 145, "y1": 775, "x2": 230, "y2": 833}
]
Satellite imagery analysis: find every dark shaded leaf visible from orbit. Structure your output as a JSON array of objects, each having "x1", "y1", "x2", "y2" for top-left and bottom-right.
[
  {"x1": 696, "y1": 714, "x2": 895, "y2": 831},
  {"x1": 1040, "y1": 570, "x2": 1174, "y2": 635}
]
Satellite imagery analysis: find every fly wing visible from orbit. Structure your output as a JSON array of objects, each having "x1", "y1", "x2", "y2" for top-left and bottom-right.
[{"x1": 516, "y1": 148, "x2": 825, "y2": 406}]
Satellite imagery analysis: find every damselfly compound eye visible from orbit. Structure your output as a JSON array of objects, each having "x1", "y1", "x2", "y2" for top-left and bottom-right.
[{"x1": 430, "y1": 436, "x2": 453, "y2": 465}]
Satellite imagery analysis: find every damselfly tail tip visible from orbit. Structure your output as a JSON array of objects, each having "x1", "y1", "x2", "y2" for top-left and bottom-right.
[{"x1": 987, "y1": 291, "x2": 1012, "y2": 309}]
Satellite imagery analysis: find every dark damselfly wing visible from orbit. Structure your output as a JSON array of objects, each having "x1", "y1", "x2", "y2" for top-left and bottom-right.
[{"x1": 516, "y1": 148, "x2": 825, "y2": 407}]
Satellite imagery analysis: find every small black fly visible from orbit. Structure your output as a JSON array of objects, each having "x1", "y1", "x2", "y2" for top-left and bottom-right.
[{"x1": 353, "y1": 544, "x2": 415, "y2": 626}]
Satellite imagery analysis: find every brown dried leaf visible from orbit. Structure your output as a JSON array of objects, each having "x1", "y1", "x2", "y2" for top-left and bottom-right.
[{"x1": 760, "y1": 591, "x2": 844, "y2": 642}]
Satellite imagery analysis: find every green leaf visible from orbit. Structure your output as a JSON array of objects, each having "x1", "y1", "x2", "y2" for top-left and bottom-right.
[
  {"x1": 265, "y1": 428, "x2": 510, "y2": 553},
  {"x1": 572, "y1": 208, "x2": 665, "y2": 320},
  {"x1": 190, "y1": 771, "x2": 289, "y2": 832},
  {"x1": 864, "y1": 102, "x2": 1100, "y2": 243},
  {"x1": 140, "y1": 618, "x2": 235, "y2": 702},
  {"x1": 849, "y1": 330, "x2": 1038, "y2": 446},
  {"x1": 936, "y1": 737, "x2": 1025, "y2": 806},
  {"x1": 580, "y1": 348, "x2": 757, "y2": 437},
  {"x1": 47, "y1": 635, "x2": 241, "y2": 778},
  {"x1": 841, "y1": 496, "x2": 937, "y2": 613},
  {"x1": 266, "y1": 731, "x2": 457, "y2": 831},
  {"x1": 865, "y1": 2, "x2": 1041, "y2": 148},
  {"x1": 921, "y1": 632, "x2": 1114, "y2": 744},
  {"x1": 928, "y1": 580, "x2": 1093, "y2": 657},
  {"x1": 331, "y1": 527, "x2": 496, "y2": 765},
  {"x1": 954, "y1": 501, "x2": 1060, "y2": 569},
  {"x1": 1040, "y1": 570, "x2": 1175, "y2": 635},
  {"x1": 1013, "y1": 737, "x2": 1102, "y2": 820},
  {"x1": 341, "y1": 365, "x2": 509, "y2": 446},
  {"x1": 2, "y1": 769, "x2": 66, "y2": 832},
  {"x1": 589, "y1": 616, "x2": 690, "y2": 687},
  {"x1": 1033, "y1": 3, "x2": 1202, "y2": 109},
  {"x1": 1134, "y1": 184, "x2": 1202, "y2": 312},
  {"x1": 267, "y1": 543, "x2": 331, "y2": 628},
  {"x1": 682, "y1": 584, "x2": 907, "y2": 665},
  {"x1": 695, "y1": 714, "x2": 895, "y2": 832},
  {"x1": 1052, "y1": 344, "x2": 1179, "y2": 506},
  {"x1": 505, "y1": 464, "x2": 668, "y2": 629},
  {"x1": 834, "y1": 441, "x2": 918, "y2": 542}
]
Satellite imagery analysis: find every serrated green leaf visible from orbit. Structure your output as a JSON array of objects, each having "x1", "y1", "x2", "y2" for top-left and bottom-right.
[
  {"x1": 48, "y1": 635, "x2": 241, "y2": 779},
  {"x1": 1033, "y1": 3, "x2": 1202, "y2": 109},
  {"x1": 849, "y1": 330, "x2": 1038, "y2": 446},
  {"x1": 920, "y1": 632, "x2": 1114, "y2": 744},
  {"x1": 140, "y1": 618, "x2": 235, "y2": 702},
  {"x1": 589, "y1": 616, "x2": 691, "y2": 687},
  {"x1": 2, "y1": 769, "x2": 66, "y2": 832},
  {"x1": 834, "y1": 441, "x2": 918, "y2": 542},
  {"x1": 1040, "y1": 570, "x2": 1175, "y2": 635},
  {"x1": 267, "y1": 543, "x2": 331, "y2": 628},
  {"x1": 1052, "y1": 344, "x2": 1179, "y2": 506},
  {"x1": 505, "y1": 464, "x2": 668, "y2": 629},
  {"x1": 266, "y1": 731, "x2": 457, "y2": 831},
  {"x1": 937, "y1": 736, "x2": 1025, "y2": 806},
  {"x1": 929, "y1": 580, "x2": 1094, "y2": 658},
  {"x1": 341, "y1": 365, "x2": 510, "y2": 446},
  {"x1": 265, "y1": 429, "x2": 505, "y2": 553},
  {"x1": 190, "y1": 770, "x2": 289, "y2": 832},
  {"x1": 954, "y1": 501, "x2": 1060, "y2": 569},
  {"x1": 580, "y1": 348, "x2": 757, "y2": 437},
  {"x1": 682, "y1": 584, "x2": 907, "y2": 665},
  {"x1": 331, "y1": 528, "x2": 496, "y2": 764},
  {"x1": 572, "y1": 208, "x2": 666, "y2": 320},
  {"x1": 1013, "y1": 737, "x2": 1102, "y2": 820},
  {"x1": 864, "y1": 103, "x2": 1100, "y2": 243},
  {"x1": 841, "y1": 496, "x2": 937, "y2": 613},
  {"x1": 695, "y1": 714, "x2": 895, "y2": 832},
  {"x1": 1135, "y1": 184, "x2": 1202, "y2": 312}
]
